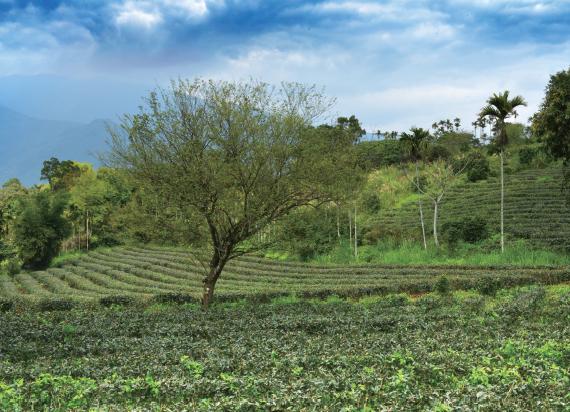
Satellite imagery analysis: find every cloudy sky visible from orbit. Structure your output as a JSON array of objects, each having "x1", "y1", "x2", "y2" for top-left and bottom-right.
[{"x1": 1, "y1": 0, "x2": 569, "y2": 131}]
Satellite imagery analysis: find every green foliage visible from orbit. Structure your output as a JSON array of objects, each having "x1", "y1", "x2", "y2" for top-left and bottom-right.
[
  {"x1": 425, "y1": 144, "x2": 451, "y2": 162},
  {"x1": 0, "y1": 285, "x2": 568, "y2": 410},
  {"x1": 442, "y1": 216, "x2": 489, "y2": 248},
  {"x1": 531, "y1": 66, "x2": 570, "y2": 162},
  {"x1": 13, "y1": 191, "x2": 71, "y2": 270},
  {"x1": 477, "y1": 276, "x2": 501, "y2": 296},
  {"x1": 436, "y1": 132, "x2": 478, "y2": 154},
  {"x1": 276, "y1": 206, "x2": 337, "y2": 261},
  {"x1": 0, "y1": 258, "x2": 20, "y2": 275},
  {"x1": 2, "y1": 245, "x2": 569, "y2": 307},
  {"x1": 41, "y1": 157, "x2": 81, "y2": 191},
  {"x1": 355, "y1": 140, "x2": 404, "y2": 170},
  {"x1": 464, "y1": 151, "x2": 490, "y2": 182},
  {"x1": 435, "y1": 276, "x2": 451, "y2": 295}
]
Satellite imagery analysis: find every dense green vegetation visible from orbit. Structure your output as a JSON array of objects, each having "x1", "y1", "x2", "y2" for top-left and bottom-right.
[{"x1": 1, "y1": 285, "x2": 568, "y2": 410}]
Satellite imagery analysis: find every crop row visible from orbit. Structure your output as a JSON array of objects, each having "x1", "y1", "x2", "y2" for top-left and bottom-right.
[{"x1": 1, "y1": 246, "x2": 569, "y2": 307}]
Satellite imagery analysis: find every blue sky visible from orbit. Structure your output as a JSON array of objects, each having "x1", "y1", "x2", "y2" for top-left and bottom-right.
[{"x1": 1, "y1": 0, "x2": 569, "y2": 131}]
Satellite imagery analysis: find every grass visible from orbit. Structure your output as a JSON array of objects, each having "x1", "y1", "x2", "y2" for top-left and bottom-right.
[{"x1": 311, "y1": 240, "x2": 570, "y2": 266}]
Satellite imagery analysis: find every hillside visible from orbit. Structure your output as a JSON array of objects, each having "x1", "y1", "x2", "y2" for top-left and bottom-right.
[
  {"x1": 1, "y1": 246, "x2": 569, "y2": 306},
  {"x1": 0, "y1": 106, "x2": 110, "y2": 185},
  {"x1": 373, "y1": 166, "x2": 570, "y2": 251}
]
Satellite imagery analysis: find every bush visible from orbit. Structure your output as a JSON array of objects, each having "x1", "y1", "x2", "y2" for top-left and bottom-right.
[
  {"x1": 38, "y1": 299, "x2": 75, "y2": 311},
  {"x1": 13, "y1": 191, "x2": 71, "y2": 270},
  {"x1": 435, "y1": 276, "x2": 451, "y2": 295},
  {"x1": 0, "y1": 298, "x2": 14, "y2": 312},
  {"x1": 477, "y1": 276, "x2": 501, "y2": 297},
  {"x1": 99, "y1": 295, "x2": 135, "y2": 307},
  {"x1": 442, "y1": 216, "x2": 489, "y2": 248},
  {"x1": 464, "y1": 151, "x2": 490, "y2": 182},
  {"x1": 153, "y1": 293, "x2": 198, "y2": 305},
  {"x1": 1, "y1": 258, "x2": 21, "y2": 275},
  {"x1": 425, "y1": 144, "x2": 451, "y2": 162}
]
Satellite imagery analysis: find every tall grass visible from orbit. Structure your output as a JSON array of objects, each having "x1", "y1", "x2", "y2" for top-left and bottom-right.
[{"x1": 312, "y1": 240, "x2": 570, "y2": 266}]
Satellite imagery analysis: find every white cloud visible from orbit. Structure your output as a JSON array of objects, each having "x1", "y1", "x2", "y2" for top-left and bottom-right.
[
  {"x1": 0, "y1": 21, "x2": 96, "y2": 76},
  {"x1": 410, "y1": 22, "x2": 457, "y2": 40},
  {"x1": 115, "y1": 1, "x2": 163, "y2": 29},
  {"x1": 162, "y1": 0, "x2": 211, "y2": 18},
  {"x1": 297, "y1": 1, "x2": 446, "y2": 22}
]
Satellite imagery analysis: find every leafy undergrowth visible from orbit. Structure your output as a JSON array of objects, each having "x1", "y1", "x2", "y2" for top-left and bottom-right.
[{"x1": 0, "y1": 285, "x2": 568, "y2": 411}]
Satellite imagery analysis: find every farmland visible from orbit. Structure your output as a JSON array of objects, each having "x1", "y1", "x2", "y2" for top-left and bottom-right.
[
  {"x1": 1, "y1": 246, "x2": 570, "y2": 307},
  {"x1": 0, "y1": 284, "x2": 569, "y2": 410},
  {"x1": 375, "y1": 167, "x2": 570, "y2": 250}
]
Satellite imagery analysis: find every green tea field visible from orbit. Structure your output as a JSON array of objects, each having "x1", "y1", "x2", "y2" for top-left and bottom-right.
[{"x1": 1, "y1": 246, "x2": 569, "y2": 307}]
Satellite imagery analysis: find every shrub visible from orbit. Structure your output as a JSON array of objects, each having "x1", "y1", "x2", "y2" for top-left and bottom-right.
[
  {"x1": 0, "y1": 298, "x2": 14, "y2": 312},
  {"x1": 38, "y1": 299, "x2": 75, "y2": 311},
  {"x1": 99, "y1": 295, "x2": 135, "y2": 307},
  {"x1": 153, "y1": 293, "x2": 198, "y2": 305},
  {"x1": 435, "y1": 276, "x2": 451, "y2": 296},
  {"x1": 1, "y1": 258, "x2": 20, "y2": 276},
  {"x1": 13, "y1": 191, "x2": 71, "y2": 270},
  {"x1": 442, "y1": 216, "x2": 489, "y2": 248},
  {"x1": 477, "y1": 276, "x2": 501, "y2": 297},
  {"x1": 464, "y1": 151, "x2": 490, "y2": 182},
  {"x1": 425, "y1": 144, "x2": 451, "y2": 162}
]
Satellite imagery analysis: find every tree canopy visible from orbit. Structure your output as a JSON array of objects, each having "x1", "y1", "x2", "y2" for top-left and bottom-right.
[
  {"x1": 108, "y1": 78, "x2": 356, "y2": 307},
  {"x1": 532, "y1": 67, "x2": 570, "y2": 162}
]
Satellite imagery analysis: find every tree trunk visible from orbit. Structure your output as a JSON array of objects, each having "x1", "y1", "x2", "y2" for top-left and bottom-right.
[
  {"x1": 433, "y1": 200, "x2": 439, "y2": 248},
  {"x1": 416, "y1": 162, "x2": 427, "y2": 250},
  {"x1": 354, "y1": 206, "x2": 358, "y2": 258},
  {"x1": 336, "y1": 205, "x2": 341, "y2": 243},
  {"x1": 500, "y1": 150, "x2": 504, "y2": 253},
  {"x1": 202, "y1": 261, "x2": 226, "y2": 309},
  {"x1": 86, "y1": 210, "x2": 90, "y2": 252},
  {"x1": 348, "y1": 210, "x2": 352, "y2": 251}
]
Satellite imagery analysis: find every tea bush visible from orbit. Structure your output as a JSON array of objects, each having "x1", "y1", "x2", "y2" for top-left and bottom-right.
[{"x1": 0, "y1": 285, "x2": 568, "y2": 410}]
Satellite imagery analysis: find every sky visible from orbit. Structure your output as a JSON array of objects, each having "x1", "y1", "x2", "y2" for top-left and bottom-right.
[{"x1": 0, "y1": 0, "x2": 569, "y2": 132}]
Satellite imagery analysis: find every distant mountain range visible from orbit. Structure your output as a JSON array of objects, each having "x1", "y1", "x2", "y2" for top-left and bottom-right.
[{"x1": 0, "y1": 106, "x2": 112, "y2": 186}]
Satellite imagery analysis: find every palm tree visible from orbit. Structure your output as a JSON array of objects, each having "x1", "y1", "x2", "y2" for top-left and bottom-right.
[
  {"x1": 478, "y1": 91, "x2": 527, "y2": 253},
  {"x1": 401, "y1": 127, "x2": 431, "y2": 250}
]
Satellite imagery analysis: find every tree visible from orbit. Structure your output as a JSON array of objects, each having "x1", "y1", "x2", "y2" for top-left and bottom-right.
[
  {"x1": 400, "y1": 127, "x2": 432, "y2": 249},
  {"x1": 0, "y1": 179, "x2": 27, "y2": 262},
  {"x1": 531, "y1": 67, "x2": 570, "y2": 181},
  {"x1": 13, "y1": 191, "x2": 71, "y2": 269},
  {"x1": 409, "y1": 159, "x2": 468, "y2": 247},
  {"x1": 478, "y1": 91, "x2": 527, "y2": 253},
  {"x1": 108, "y1": 79, "x2": 354, "y2": 308},
  {"x1": 40, "y1": 158, "x2": 81, "y2": 191}
]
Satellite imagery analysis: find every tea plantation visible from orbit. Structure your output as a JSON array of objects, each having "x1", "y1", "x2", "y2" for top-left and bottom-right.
[
  {"x1": 0, "y1": 284, "x2": 569, "y2": 410},
  {"x1": 1, "y1": 246, "x2": 570, "y2": 307},
  {"x1": 1, "y1": 247, "x2": 569, "y2": 410},
  {"x1": 375, "y1": 167, "x2": 570, "y2": 250}
]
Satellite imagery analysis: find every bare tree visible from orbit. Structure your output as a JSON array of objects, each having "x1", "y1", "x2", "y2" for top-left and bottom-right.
[
  {"x1": 400, "y1": 128, "x2": 431, "y2": 249},
  {"x1": 406, "y1": 159, "x2": 469, "y2": 247}
]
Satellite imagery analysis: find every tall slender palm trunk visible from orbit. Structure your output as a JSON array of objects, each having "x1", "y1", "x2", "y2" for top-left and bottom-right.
[
  {"x1": 415, "y1": 162, "x2": 427, "y2": 250},
  {"x1": 433, "y1": 200, "x2": 439, "y2": 247},
  {"x1": 500, "y1": 150, "x2": 504, "y2": 253}
]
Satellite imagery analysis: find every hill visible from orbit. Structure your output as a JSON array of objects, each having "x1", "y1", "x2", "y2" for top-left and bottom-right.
[
  {"x1": 0, "y1": 106, "x2": 110, "y2": 185},
  {"x1": 372, "y1": 166, "x2": 570, "y2": 251},
  {"x1": 1, "y1": 246, "x2": 569, "y2": 306}
]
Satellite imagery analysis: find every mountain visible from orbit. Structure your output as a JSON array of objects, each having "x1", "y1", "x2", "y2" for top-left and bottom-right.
[{"x1": 0, "y1": 106, "x2": 111, "y2": 186}]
